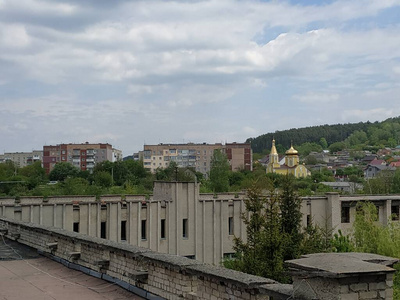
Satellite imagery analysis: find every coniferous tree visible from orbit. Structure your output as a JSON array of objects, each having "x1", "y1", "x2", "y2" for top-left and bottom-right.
[
  {"x1": 280, "y1": 175, "x2": 303, "y2": 261},
  {"x1": 225, "y1": 180, "x2": 289, "y2": 282}
]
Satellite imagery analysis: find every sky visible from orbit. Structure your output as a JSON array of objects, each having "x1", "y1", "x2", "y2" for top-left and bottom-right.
[{"x1": 1, "y1": 0, "x2": 400, "y2": 156}]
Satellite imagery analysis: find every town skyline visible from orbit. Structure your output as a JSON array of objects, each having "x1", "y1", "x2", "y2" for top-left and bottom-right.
[{"x1": 1, "y1": 0, "x2": 400, "y2": 155}]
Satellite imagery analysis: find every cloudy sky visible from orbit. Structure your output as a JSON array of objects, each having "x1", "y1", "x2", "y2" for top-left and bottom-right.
[{"x1": 1, "y1": 0, "x2": 400, "y2": 155}]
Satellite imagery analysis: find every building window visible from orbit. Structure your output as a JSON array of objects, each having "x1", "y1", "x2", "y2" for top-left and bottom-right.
[
  {"x1": 392, "y1": 205, "x2": 400, "y2": 221},
  {"x1": 141, "y1": 220, "x2": 147, "y2": 240},
  {"x1": 101, "y1": 222, "x2": 107, "y2": 239},
  {"x1": 121, "y1": 221, "x2": 127, "y2": 241},
  {"x1": 375, "y1": 205, "x2": 380, "y2": 221},
  {"x1": 307, "y1": 215, "x2": 312, "y2": 227},
  {"x1": 161, "y1": 219, "x2": 166, "y2": 239},
  {"x1": 341, "y1": 206, "x2": 350, "y2": 223},
  {"x1": 73, "y1": 222, "x2": 79, "y2": 233},
  {"x1": 182, "y1": 219, "x2": 188, "y2": 238},
  {"x1": 228, "y1": 217, "x2": 234, "y2": 235},
  {"x1": 223, "y1": 253, "x2": 235, "y2": 260}
]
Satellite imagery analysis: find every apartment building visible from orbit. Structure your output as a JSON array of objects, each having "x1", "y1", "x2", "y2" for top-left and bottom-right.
[
  {"x1": 141, "y1": 142, "x2": 252, "y2": 175},
  {"x1": 42, "y1": 143, "x2": 115, "y2": 174},
  {"x1": 0, "y1": 151, "x2": 43, "y2": 168}
]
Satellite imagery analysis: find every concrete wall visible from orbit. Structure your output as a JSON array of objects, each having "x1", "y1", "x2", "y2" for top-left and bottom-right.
[
  {"x1": 1, "y1": 218, "x2": 396, "y2": 300},
  {"x1": 0, "y1": 217, "x2": 283, "y2": 300},
  {"x1": 2, "y1": 186, "x2": 400, "y2": 265}
]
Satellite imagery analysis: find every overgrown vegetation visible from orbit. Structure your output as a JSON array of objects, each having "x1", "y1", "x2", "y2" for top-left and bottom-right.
[{"x1": 223, "y1": 175, "x2": 331, "y2": 283}]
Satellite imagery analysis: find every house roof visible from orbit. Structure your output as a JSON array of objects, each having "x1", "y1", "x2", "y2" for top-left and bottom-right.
[{"x1": 369, "y1": 159, "x2": 386, "y2": 165}]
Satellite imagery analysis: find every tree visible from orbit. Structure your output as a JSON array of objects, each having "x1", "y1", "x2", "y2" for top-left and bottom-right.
[
  {"x1": 319, "y1": 137, "x2": 328, "y2": 149},
  {"x1": 209, "y1": 150, "x2": 230, "y2": 193},
  {"x1": 225, "y1": 180, "x2": 288, "y2": 282},
  {"x1": 94, "y1": 171, "x2": 113, "y2": 188},
  {"x1": 280, "y1": 175, "x2": 303, "y2": 260},
  {"x1": 18, "y1": 161, "x2": 46, "y2": 189},
  {"x1": 328, "y1": 142, "x2": 346, "y2": 153},
  {"x1": 49, "y1": 162, "x2": 80, "y2": 181}
]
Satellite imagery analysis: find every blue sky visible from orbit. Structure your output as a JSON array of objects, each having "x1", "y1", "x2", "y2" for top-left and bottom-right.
[{"x1": 1, "y1": 0, "x2": 400, "y2": 155}]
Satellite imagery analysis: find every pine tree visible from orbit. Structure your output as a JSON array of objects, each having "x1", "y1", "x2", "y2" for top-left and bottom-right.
[
  {"x1": 225, "y1": 180, "x2": 289, "y2": 282},
  {"x1": 280, "y1": 174, "x2": 303, "y2": 261}
]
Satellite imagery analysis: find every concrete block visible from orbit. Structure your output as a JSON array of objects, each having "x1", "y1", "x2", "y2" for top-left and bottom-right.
[
  {"x1": 359, "y1": 290, "x2": 377, "y2": 299},
  {"x1": 339, "y1": 293, "x2": 358, "y2": 300},
  {"x1": 350, "y1": 282, "x2": 368, "y2": 292}
]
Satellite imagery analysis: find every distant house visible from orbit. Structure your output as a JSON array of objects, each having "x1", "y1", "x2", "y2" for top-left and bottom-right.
[
  {"x1": 320, "y1": 181, "x2": 362, "y2": 194},
  {"x1": 369, "y1": 159, "x2": 386, "y2": 166},
  {"x1": 377, "y1": 148, "x2": 393, "y2": 157},
  {"x1": 362, "y1": 155, "x2": 378, "y2": 165},
  {"x1": 364, "y1": 164, "x2": 396, "y2": 179},
  {"x1": 390, "y1": 161, "x2": 400, "y2": 168}
]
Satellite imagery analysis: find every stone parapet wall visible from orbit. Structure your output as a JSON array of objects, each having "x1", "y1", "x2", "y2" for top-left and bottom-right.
[{"x1": 0, "y1": 217, "x2": 287, "y2": 300}]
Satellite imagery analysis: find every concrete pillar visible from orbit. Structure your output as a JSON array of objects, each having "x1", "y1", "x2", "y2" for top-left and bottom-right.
[{"x1": 325, "y1": 192, "x2": 340, "y2": 234}]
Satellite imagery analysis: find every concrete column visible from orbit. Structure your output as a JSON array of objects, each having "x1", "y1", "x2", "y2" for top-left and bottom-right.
[
  {"x1": 220, "y1": 201, "x2": 224, "y2": 261},
  {"x1": 383, "y1": 199, "x2": 391, "y2": 225},
  {"x1": 148, "y1": 201, "x2": 152, "y2": 249},
  {"x1": 39, "y1": 204, "x2": 43, "y2": 225},
  {"x1": 202, "y1": 201, "x2": 205, "y2": 262},
  {"x1": 175, "y1": 182, "x2": 179, "y2": 256},
  {"x1": 156, "y1": 201, "x2": 160, "y2": 252},
  {"x1": 137, "y1": 202, "x2": 141, "y2": 245},
  {"x1": 117, "y1": 202, "x2": 121, "y2": 242},
  {"x1": 87, "y1": 203, "x2": 91, "y2": 236},
  {"x1": 97, "y1": 203, "x2": 101, "y2": 238},
  {"x1": 62, "y1": 204, "x2": 66, "y2": 229},
  {"x1": 30, "y1": 205, "x2": 34, "y2": 223},
  {"x1": 213, "y1": 200, "x2": 216, "y2": 265},
  {"x1": 325, "y1": 193, "x2": 340, "y2": 234},
  {"x1": 194, "y1": 183, "x2": 198, "y2": 259},
  {"x1": 128, "y1": 202, "x2": 133, "y2": 244},
  {"x1": 53, "y1": 204, "x2": 57, "y2": 227}
]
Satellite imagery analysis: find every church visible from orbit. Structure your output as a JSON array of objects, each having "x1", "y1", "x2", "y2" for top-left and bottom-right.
[{"x1": 266, "y1": 139, "x2": 310, "y2": 178}]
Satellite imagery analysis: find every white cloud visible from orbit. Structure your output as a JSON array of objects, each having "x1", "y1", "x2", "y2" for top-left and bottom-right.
[
  {"x1": 294, "y1": 92, "x2": 340, "y2": 104},
  {"x1": 342, "y1": 108, "x2": 398, "y2": 122},
  {"x1": 0, "y1": 24, "x2": 31, "y2": 48},
  {"x1": 1, "y1": 0, "x2": 400, "y2": 154}
]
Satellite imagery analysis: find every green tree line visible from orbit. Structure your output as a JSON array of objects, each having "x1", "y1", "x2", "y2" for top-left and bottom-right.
[{"x1": 247, "y1": 116, "x2": 400, "y2": 154}]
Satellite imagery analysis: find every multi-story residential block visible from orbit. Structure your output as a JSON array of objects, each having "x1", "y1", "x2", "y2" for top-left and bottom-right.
[
  {"x1": 42, "y1": 143, "x2": 116, "y2": 174},
  {"x1": 112, "y1": 148, "x2": 123, "y2": 162},
  {"x1": 140, "y1": 142, "x2": 252, "y2": 175},
  {"x1": 0, "y1": 151, "x2": 43, "y2": 168}
]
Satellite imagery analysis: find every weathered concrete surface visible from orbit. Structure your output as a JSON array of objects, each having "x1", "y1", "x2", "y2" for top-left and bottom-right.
[
  {"x1": 287, "y1": 252, "x2": 398, "y2": 277},
  {"x1": 0, "y1": 257, "x2": 145, "y2": 300}
]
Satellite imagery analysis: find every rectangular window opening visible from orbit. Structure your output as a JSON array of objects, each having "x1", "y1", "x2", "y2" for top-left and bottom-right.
[
  {"x1": 101, "y1": 222, "x2": 107, "y2": 239},
  {"x1": 341, "y1": 206, "x2": 350, "y2": 223},
  {"x1": 306, "y1": 215, "x2": 312, "y2": 227},
  {"x1": 392, "y1": 205, "x2": 400, "y2": 221},
  {"x1": 161, "y1": 219, "x2": 166, "y2": 239},
  {"x1": 228, "y1": 217, "x2": 234, "y2": 235},
  {"x1": 121, "y1": 220, "x2": 127, "y2": 241},
  {"x1": 182, "y1": 218, "x2": 188, "y2": 238},
  {"x1": 73, "y1": 222, "x2": 79, "y2": 233},
  {"x1": 141, "y1": 220, "x2": 147, "y2": 240}
]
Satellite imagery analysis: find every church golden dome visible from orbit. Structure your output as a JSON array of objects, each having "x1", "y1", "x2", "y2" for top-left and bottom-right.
[
  {"x1": 270, "y1": 139, "x2": 278, "y2": 155},
  {"x1": 285, "y1": 145, "x2": 298, "y2": 155}
]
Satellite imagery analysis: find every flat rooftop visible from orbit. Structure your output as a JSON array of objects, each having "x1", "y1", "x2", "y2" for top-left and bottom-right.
[{"x1": 0, "y1": 237, "x2": 144, "y2": 300}]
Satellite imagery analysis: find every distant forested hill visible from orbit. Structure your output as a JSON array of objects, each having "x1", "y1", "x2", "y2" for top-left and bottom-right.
[{"x1": 246, "y1": 117, "x2": 400, "y2": 153}]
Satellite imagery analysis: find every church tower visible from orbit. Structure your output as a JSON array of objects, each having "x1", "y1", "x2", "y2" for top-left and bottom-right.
[
  {"x1": 267, "y1": 139, "x2": 280, "y2": 173},
  {"x1": 285, "y1": 143, "x2": 299, "y2": 167}
]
